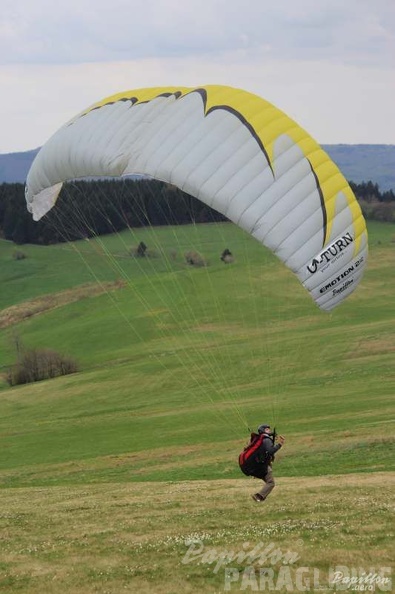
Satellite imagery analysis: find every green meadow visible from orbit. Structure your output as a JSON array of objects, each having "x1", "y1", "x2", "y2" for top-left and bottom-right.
[{"x1": 0, "y1": 220, "x2": 394, "y2": 593}]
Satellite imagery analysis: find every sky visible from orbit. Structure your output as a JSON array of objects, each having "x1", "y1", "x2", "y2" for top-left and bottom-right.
[{"x1": 1, "y1": 0, "x2": 394, "y2": 153}]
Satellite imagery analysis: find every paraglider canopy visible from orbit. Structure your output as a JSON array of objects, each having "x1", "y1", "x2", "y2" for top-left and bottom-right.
[{"x1": 25, "y1": 85, "x2": 368, "y2": 311}]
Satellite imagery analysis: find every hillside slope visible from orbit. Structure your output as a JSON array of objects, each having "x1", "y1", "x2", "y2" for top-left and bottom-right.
[{"x1": 0, "y1": 220, "x2": 394, "y2": 486}]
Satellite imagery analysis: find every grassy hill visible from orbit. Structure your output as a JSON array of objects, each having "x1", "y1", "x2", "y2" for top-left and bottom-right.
[{"x1": 0, "y1": 220, "x2": 394, "y2": 593}]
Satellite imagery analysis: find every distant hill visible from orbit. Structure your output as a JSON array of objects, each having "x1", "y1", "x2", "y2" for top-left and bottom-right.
[
  {"x1": 0, "y1": 149, "x2": 39, "y2": 184},
  {"x1": 322, "y1": 145, "x2": 395, "y2": 191},
  {"x1": 1, "y1": 144, "x2": 394, "y2": 190}
]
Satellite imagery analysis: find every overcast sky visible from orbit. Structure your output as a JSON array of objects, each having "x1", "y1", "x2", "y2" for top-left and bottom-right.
[{"x1": 1, "y1": 0, "x2": 394, "y2": 153}]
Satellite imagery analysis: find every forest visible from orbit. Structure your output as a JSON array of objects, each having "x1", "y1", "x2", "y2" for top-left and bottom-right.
[{"x1": 0, "y1": 178, "x2": 394, "y2": 245}]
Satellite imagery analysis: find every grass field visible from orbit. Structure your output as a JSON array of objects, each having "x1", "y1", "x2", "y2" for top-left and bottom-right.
[
  {"x1": 0, "y1": 474, "x2": 393, "y2": 593},
  {"x1": 0, "y1": 219, "x2": 394, "y2": 593}
]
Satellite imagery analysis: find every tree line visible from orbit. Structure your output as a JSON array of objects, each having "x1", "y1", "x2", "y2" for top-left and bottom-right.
[
  {"x1": 0, "y1": 178, "x2": 394, "y2": 245},
  {"x1": 348, "y1": 181, "x2": 395, "y2": 224},
  {"x1": 0, "y1": 179, "x2": 226, "y2": 245}
]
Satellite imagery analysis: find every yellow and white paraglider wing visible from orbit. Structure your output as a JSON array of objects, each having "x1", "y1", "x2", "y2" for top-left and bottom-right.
[{"x1": 25, "y1": 85, "x2": 368, "y2": 311}]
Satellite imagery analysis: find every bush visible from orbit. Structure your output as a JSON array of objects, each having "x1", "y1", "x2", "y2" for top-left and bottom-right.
[
  {"x1": 6, "y1": 348, "x2": 79, "y2": 386},
  {"x1": 371, "y1": 202, "x2": 394, "y2": 223},
  {"x1": 220, "y1": 248, "x2": 234, "y2": 264},
  {"x1": 12, "y1": 250, "x2": 27, "y2": 260},
  {"x1": 129, "y1": 241, "x2": 158, "y2": 258},
  {"x1": 359, "y1": 200, "x2": 395, "y2": 222},
  {"x1": 185, "y1": 250, "x2": 207, "y2": 267}
]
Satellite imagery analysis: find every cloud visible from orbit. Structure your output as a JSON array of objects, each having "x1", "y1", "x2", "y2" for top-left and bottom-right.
[
  {"x1": 1, "y1": 0, "x2": 394, "y2": 67},
  {"x1": 0, "y1": 1, "x2": 393, "y2": 152},
  {"x1": 1, "y1": 50, "x2": 394, "y2": 154}
]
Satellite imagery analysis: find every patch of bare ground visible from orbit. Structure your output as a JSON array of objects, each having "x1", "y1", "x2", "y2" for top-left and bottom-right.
[
  {"x1": 349, "y1": 336, "x2": 395, "y2": 359},
  {"x1": 0, "y1": 280, "x2": 126, "y2": 328}
]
